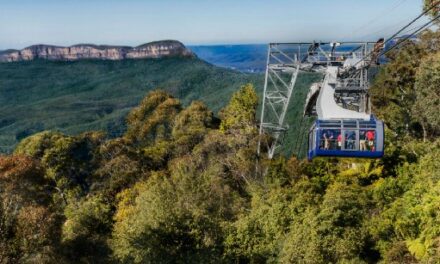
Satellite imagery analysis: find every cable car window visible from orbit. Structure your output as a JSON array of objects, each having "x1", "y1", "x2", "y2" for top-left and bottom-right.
[
  {"x1": 319, "y1": 129, "x2": 326, "y2": 150},
  {"x1": 344, "y1": 130, "x2": 357, "y2": 150},
  {"x1": 320, "y1": 129, "x2": 341, "y2": 150},
  {"x1": 359, "y1": 130, "x2": 376, "y2": 151}
]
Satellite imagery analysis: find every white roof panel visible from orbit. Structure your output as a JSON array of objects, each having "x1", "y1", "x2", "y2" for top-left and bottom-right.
[{"x1": 316, "y1": 66, "x2": 371, "y2": 120}]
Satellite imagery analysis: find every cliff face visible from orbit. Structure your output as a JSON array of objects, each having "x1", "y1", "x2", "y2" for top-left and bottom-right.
[{"x1": 0, "y1": 40, "x2": 194, "y2": 62}]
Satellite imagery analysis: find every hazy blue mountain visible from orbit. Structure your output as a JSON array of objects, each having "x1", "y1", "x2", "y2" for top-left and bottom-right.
[{"x1": 189, "y1": 44, "x2": 268, "y2": 73}]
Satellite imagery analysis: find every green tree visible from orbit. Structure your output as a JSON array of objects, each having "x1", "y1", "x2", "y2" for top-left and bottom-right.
[
  {"x1": 14, "y1": 131, "x2": 66, "y2": 159},
  {"x1": 0, "y1": 155, "x2": 60, "y2": 263},
  {"x1": 370, "y1": 30, "x2": 440, "y2": 138},
  {"x1": 219, "y1": 83, "x2": 258, "y2": 135},
  {"x1": 41, "y1": 132, "x2": 104, "y2": 204},
  {"x1": 369, "y1": 143, "x2": 440, "y2": 263},
  {"x1": 225, "y1": 185, "x2": 295, "y2": 263},
  {"x1": 15, "y1": 205, "x2": 61, "y2": 263},
  {"x1": 62, "y1": 195, "x2": 113, "y2": 263},
  {"x1": 125, "y1": 90, "x2": 182, "y2": 147},
  {"x1": 370, "y1": 42, "x2": 424, "y2": 136},
  {"x1": 172, "y1": 101, "x2": 216, "y2": 155},
  {"x1": 412, "y1": 51, "x2": 440, "y2": 140},
  {"x1": 92, "y1": 138, "x2": 148, "y2": 199},
  {"x1": 424, "y1": 0, "x2": 439, "y2": 20},
  {"x1": 112, "y1": 158, "x2": 245, "y2": 263},
  {"x1": 280, "y1": 182, "x2": 372, "y2": 263}
]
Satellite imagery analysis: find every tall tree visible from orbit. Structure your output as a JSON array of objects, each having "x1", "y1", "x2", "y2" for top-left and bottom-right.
[
  {"x1": 219, "y1": 83, "x2": 258, "y2": 135},
  {"x1": 424, "y1": 0, "x2": 440, "y2": 21},
  {"x1": 412, "y1": 51, "x2": 440, "y2": 140},
  {"x1": 125, "y1": 90, "x2": 182, "y2": 147},
  {"x1": 172, "y1": 101, "x2": 216, "y2": 155}
]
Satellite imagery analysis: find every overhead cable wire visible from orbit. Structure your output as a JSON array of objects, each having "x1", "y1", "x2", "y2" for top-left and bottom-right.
[
  {"x1": 291, "y1": 116, "x2": 305, "y2": 156},
  {"x1": 380, "y1": 13, "x2": 440, "y2": 57},
  {"x1": 355, "y1": 17, "x2": 415, "y2": 40},
  {"x1": 384, "y1": 0, "x2": 439, "y2": 44},
  {"x1": 351, "y1": 0, "x2": 440, "y2": 68},
  {"x1": 399, "y1": 21, "x2": 437, "y2": 36},
  {"x1": 341, "y1": 0, "x2": 409, "y2": 40}
]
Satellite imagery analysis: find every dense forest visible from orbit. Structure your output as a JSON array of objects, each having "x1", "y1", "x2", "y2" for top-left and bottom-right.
[
  {"x1": 1, "y1": 3, "x2": 439, "y2": 264},
  {"x1": 0, "y1": 58, "x2": 262, "y2": 153},
  {"x1": 0, "y1": 56, "x2": 321, "y2": 157}
]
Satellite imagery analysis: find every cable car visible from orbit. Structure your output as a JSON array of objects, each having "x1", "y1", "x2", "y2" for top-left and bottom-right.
[
  {"x1": 258, "y1": 42, "x2": 387, "y2": 161},
  {"x1": 308, "y1": 117, "x2": 384, "y2": 160}
]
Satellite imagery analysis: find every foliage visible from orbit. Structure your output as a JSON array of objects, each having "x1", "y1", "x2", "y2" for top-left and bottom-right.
[
  {"x1": 370, "y1": 30, "x2": 440, "y2": 138},
  {"x1": 111, "y1": 162, "x2": 245, "y2": 263},
  {"x1": 14, "y1": 131, "x2": 66, "y2": 159},
  {"x1": 41, "y1": 132, "x2": 104, "y2": 204},
  {"x1": 1, "y1": 74, "x2": 439, "y2": 263},
  {"x1": 92, "y1": 138, "x2": 148, "y2": 198},
  {"x1": 424, "y1": 0, "x2": 439, "y2": 20},
  {"x1": 0, "y1": 155, "x2": 60, "y2": 263},
  {"x1": 280, "y1": 182, "x2": 372, "y2": 264},
  {"x1": 172, "y1": 100, "x2": 216, "y2": 155},
  {"x1": 62, "y1": 195, "x2": 113, "y2": 263},
  {"x1": 219, "y1": 83, "x2": 258, "y2": 134},
  {"x1": 224, "y1": 185, "x2": 296, "y2": 263},
  {"x1": 412, "y1": 51, "x2": 440, "y2": 139},
  {"x1": 15, "y1": 205, "x2": 60, "y2": 263},
  {"x1": 370, "y1": 42, "x2": 423, "y2": 135},
  {"x1": 0, "y1": 57, "x2": 321, "y2": 158},
  {"x1": 369, "y1": 142, "x2": 440, "y2": 263},
  {"x1": 0, "y1": 57, "x2": 262, "y2": 153},
  {"x1": 125, "y1": 90, "x2": 182, "y2": 147}
]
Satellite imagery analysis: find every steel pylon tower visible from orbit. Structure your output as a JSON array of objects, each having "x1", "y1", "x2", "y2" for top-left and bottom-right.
[{"x1": 257, "y1": 43, "x2": 300, "y2": 159}]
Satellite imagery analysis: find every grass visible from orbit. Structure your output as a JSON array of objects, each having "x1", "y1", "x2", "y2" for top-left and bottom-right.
[{"x1": 0, "y1": 57, "x2": 320, "y2": 158}]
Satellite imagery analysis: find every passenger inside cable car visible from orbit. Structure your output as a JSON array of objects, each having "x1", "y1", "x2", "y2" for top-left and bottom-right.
[{"x1": 308, "y1": 118, "x2": 384, "y2": 160}]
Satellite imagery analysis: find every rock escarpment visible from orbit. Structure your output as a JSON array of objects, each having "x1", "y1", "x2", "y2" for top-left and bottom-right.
[{"x1": 0, "y1": 40, "x2": 194, "y2": 62}]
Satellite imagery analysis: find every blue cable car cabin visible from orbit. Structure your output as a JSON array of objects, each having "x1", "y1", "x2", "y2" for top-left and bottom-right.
[{"x1": 308, "y1": 118, "x2": 384, "y2": 160}]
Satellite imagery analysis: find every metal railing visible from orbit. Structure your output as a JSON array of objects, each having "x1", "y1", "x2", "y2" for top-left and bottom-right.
[{"x1": 335, "y1": 77, "x2": 368, "y2": 89}]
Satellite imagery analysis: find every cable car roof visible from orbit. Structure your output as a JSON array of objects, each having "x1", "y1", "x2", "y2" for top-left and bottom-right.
[{"x1": 316, "y1": 66, "x2": 371, "y2": 121}]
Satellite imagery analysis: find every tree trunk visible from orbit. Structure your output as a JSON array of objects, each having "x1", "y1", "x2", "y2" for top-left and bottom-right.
[{"x1": 422, "y1": 123, "x2": 427, "y2": 142}]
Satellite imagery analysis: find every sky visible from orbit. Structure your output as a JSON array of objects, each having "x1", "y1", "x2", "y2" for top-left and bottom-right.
[{"x1": 0, "y1": 0, "x2": 430, "y2": 49}]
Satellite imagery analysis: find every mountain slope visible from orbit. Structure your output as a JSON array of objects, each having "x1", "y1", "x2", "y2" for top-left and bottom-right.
[
  {"x1": 0, "y1": 58, "x2": 263, "y2": 152},
  {"x1": 0, "y1": 57, "x2": 320, "y2": 156}
]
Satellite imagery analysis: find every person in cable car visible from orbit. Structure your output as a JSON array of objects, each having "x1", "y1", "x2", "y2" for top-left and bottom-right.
[
  {"x1": 344, "y1": 130, "x2": 356, "y2": 150},
  {"x1": 322, "y1": 130, "x2": 332, "y2": 150},
  {"x1": 360, "y1": 130, "x2": 367, "y2": 151},
  {"x1": 372, "y1": 38, "x2": 385, "y2": 65},
  {"x1": 366, "y1": 130, "x2": 375, "y2": 151},
  {"x1": 337, "y1": 133, "x2": 342, "y2": 150}
]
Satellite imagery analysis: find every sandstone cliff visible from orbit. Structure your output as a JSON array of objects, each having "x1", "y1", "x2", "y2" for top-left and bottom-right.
[{"x1": 0, "y1": 40, "x2": 194, "y2": 62}]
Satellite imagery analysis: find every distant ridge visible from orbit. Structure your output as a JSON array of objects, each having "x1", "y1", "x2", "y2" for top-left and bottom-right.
[{"x1": 0, "y1": 40, "x2": 194, "y2": 62}]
